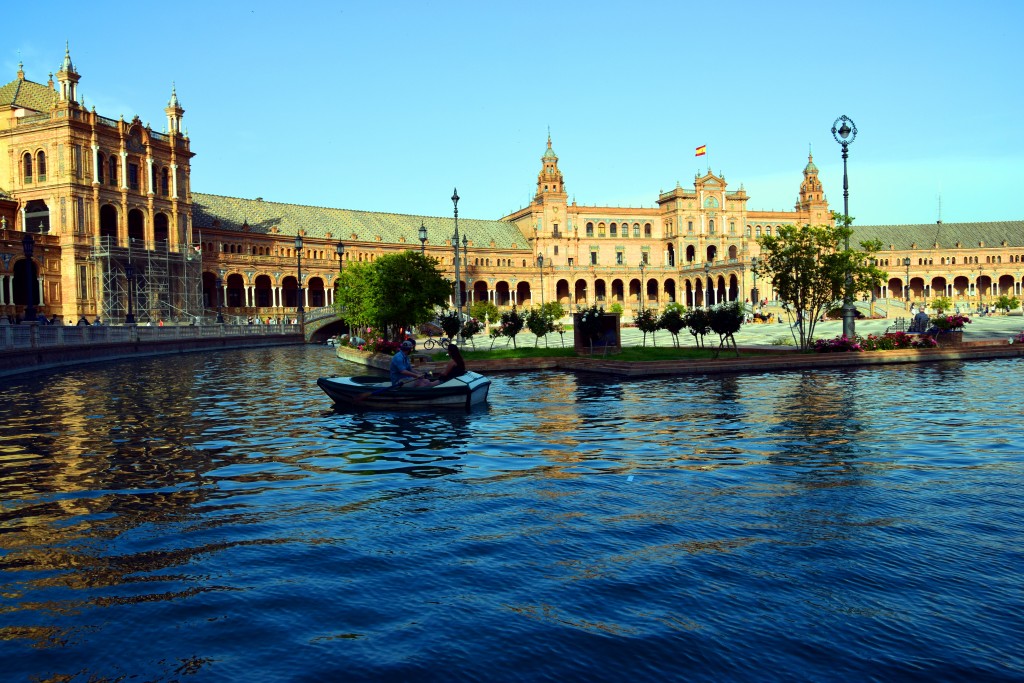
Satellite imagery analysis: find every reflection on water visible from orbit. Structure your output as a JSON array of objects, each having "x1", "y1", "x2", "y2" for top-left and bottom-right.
[{"x1": 1, "y1": 349, "x2": 1022, "y2": 682}]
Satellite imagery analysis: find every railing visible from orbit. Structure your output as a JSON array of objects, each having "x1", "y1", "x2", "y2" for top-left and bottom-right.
[{"x1": 0, "y1": 323, "x2": 301, "y2": 351}]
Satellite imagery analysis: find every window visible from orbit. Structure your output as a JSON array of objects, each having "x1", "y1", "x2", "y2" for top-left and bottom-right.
[
  {"x1": 729, "y1": 221, "x2": 735, "y2": 234},
  {"x1": 78, "y1": 265, "x2": 89, "y2": 298},
  {"x1": 161, "y1": 168, "x2": 169, "y2": 196},
  {"x1": 108, "y1": 157, "x2": 118, "y2": 186},
  {"x1": 128, "y1": 163, "x2": 140, "y2": 191},
  {"x1": 36, "y1": 151, "x2": 46, "y2": 181},
  {"x1": 23, "y1": 152, "x2": 33, "y2": 182},
  {"x1": 77, "y1": 197, "x2": 85, "y2": 234},
  {"x1": 616, "y1": 251, "x2": 623, "y2": 265},
  {"x1": 709, "y1": 219, "x2": 715, "y2": 235},
  {"x1": 644, "y1": 223, "x2": 652, "y2": 238},
  {"x1": 73, "y1": 145, "x2": 82, "y2": 178},
  {"x1": 641, "y1": 252, "x2": 649, "y2": 265},
  {"x1": 590, "y1": 251, "x2": 598, "y2": 265},
  {"x1": 610, "y1": 223, "x2": 617, "y2": 237},
  {"x1": 552, "y1": 223, "x2": 559, "y2": 237},
  {"x1": 98, "y1": 153, "x2": 105, "y2": 184},
  {"x1": 633, "y1": 224, "x2": 640, "y2": 237},
  {"x1": 598, "y1": 223, "x2": 606, "y2": 238},
  {"x1": 568, "y1": 258, "x2": 574, "y2": 267},
  {"x1": 688, "y1": 220, "x2": 693, "y2": 233},
  {"x1": 586, "y1": 222, "x2": 594, "y2": 237},
  {"x1": 553, "y1": 245, "x2": 559, "y2": 255}
]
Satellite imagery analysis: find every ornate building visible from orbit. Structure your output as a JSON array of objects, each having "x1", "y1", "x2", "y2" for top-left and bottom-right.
[
  {"x1": 2, "y1": 49, "x2": 1022, "y2": 325},
  {"x1": 1, "y1": 48, "x2": 198, "y2": 322}
]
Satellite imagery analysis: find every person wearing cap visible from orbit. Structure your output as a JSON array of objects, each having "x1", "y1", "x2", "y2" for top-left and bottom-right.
[{"x1": 390, "y1": 340, "x2": 426, "y2": 386}]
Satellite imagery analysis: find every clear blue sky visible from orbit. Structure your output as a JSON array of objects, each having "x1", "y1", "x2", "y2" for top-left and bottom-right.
[{"x1": 8, "y1": 1, "x2": 1022, "y2": 226}]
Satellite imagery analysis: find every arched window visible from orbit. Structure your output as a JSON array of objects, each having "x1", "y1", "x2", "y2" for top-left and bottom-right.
[
  {"x1": 108, "y1": 156, "x2": 118, "y2": 186},
  {"x1": 610, "y1": 222, "x2": 617, "y2": 237},
  {"x1": 36, "y1": 151, "x2": 47, "y2": 181},
  {"x1": 161, "y1": 168, "x2": 169, "y2": 196},
  {"x1": 23, "y1": 152, "x2": 33, "y2": 182},
  {"x1": 586, "y1": 222, "x2": 594, "y2": 237},
  {"x1": 644, "y1": 223, "x2": 652, "y2": 237},
  {"x1": 97, "y1": 153, "x2": 106, "y2": 184},
  {"x1": 709, "y1": 219, "x2": 715, "y2": 234},
  {"x1": 633, "y1": 223, "x2": 640, "y2": 237}
]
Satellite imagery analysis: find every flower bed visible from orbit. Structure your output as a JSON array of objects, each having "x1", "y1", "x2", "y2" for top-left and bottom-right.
[{"x1": 813, "y1": 332, "x2": 937, "y2": 353}]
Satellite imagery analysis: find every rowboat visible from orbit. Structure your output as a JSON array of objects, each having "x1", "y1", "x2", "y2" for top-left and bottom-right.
[{"x1": 316, "y1": 371, "x2": 491, "y2": 410}]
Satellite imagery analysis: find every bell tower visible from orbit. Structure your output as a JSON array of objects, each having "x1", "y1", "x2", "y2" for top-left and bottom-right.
[
  {"x1": 795, "y1": 149, "x2": 830, "y2": 224},
  {"x1": 165, "y1": 84, "x2": 185, "y2": 135},
  {"x1": 55, "y1": 43, "x2": 80, "y2": 103},
  {"x1": 535, "y1": 133, "x2": 567, "y2": 203}
]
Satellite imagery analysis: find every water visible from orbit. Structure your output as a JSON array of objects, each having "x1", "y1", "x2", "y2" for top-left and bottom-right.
[{"x1": 1, "y1": 347, "x2": 1021, "y2": 682}]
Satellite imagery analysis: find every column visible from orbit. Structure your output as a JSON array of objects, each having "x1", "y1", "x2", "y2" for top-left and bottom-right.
[
  {"x1": 0, "y1": 275, "x2": 7, "y2": 304},
  {"x1": 119, "y1": 151, "x2": 128, "y2": 189},
  {"x1": 146, "y1": 156, "x2": 154, "y2": 195},
  {"x1": 170, "y1": 163, "x2": 178, "y2": 199},
  {"x1": 91, "y1": 145, "x2": 100, "y2": 184}
]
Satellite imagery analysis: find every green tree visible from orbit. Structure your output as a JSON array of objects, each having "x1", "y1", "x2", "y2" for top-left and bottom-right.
[
  {"x1": 609, "y1": 302, "x2": 624, "y2": 316},
  {"x1": 755, "y1": 215, "x2": 885, "y2": 349},
  {"x1": 335, "y1": 251, "x2": 451, "y2": 340},
  {"x1": 525, "y1": 307, "x2": 556, "y2": 346},
  {"x1": 708, "y1": 302, "x2": 744, "y2": 357},
  {"x1": 540, "y1": 301, "x2": 565, "y2": 322},
  {"x1": 658, "y1": 303, "x2": 686, "y2": 347},
  {"x1": 683, "y1": 308, "x2": 711, "y2": 348},
  {"x1": 930, "y1": 295, "x2": 952, "y2": 314},
  {"x1": 994, "y1": 294, "x2": 1020, "y2": 313},
  {"x1": 498, "y1": 309, "x2": 525, "y2": 349},
  {"x1": 634, "y1": 308, "x2": 660, "y2": 347},
  {"x1": 470, "y1": 300, "x2": 499, "y2": 326}
]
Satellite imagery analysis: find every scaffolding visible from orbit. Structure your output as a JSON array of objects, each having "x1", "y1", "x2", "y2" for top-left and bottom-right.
[{"x1": 91, "y1": 236, "x2": 203, "y2": 324}]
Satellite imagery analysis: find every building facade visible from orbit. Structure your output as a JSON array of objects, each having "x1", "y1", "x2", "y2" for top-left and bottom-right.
[{"x1": 2, "y1": 49, "x2": 1022, "y2": 325}]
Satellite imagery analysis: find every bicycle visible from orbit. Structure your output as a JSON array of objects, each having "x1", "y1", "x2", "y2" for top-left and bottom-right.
[{"x1": 422, "y1": 336, "x2": 450, "y2": 350}]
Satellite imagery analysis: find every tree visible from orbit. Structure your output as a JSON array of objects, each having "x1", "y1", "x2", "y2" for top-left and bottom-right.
[
  {"x1": 683, "y1": 308, "x2": 711, "y2": 348},
  {"x1": 930, "y1": 295, "x2": 952, "y2": 314},
  {"x1": 994, "y1": 294, "x2": 1020, "y2": 313},
  {"x1": 755, "y1": 215, "x2": 886, "y2": 349},
  {"x1": 634, "y1": 308, "x2": 660, "y2": 347},
  {"x1": 335, "y1": 251, "x2": 451, "y2": 339},
  {"x1": 525, "y1": 307, "x2": 556, "y2": 346},
  {"x1": 497, "y1": 309, "x2": 525, "y2": 349},
  {"x1": 470, "y1": 300, "x2": 499, "y2": 327},
  {"x1": 658, "y1": 303, "x2": 686, "y2": 347},
  {"x1": 708, "y1": 302, "x2": 744, "y2": 357}
]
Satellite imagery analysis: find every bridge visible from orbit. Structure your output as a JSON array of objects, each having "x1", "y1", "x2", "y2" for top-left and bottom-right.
[{"x1": 302, "y1": 306, "x2": 348, "y2": 343}]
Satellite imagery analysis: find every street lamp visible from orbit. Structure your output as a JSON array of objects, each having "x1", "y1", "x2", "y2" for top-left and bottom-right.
[
  {"x1": 903, "y1": 257, "x2": 912, "y2": 306},
  {"x1": 22, "y1": 233, "x2": 37, "y2": 322},
  {"x1": 294, "y1": 234, "x2": 304, "y2": 325},
  {"x1": 215, "y1": 274, "x2": 224, "y2": 323},
  {"x1": 832, "y1": 114, "x2": 858, "y2": 337},
  {"x1": 419, "y1": 222, "x2": 427, "y2": 254},
  {"x1": 451, "y1": 189, "x2": 463, "y2": 337},
  {"x1": 537, "y1": 254, "x2": 545, "y2": 306},
  {"x1": 639, "y1": 260, "x2": 646, "y2": 310},
  {"x1": 125, "y1": 262, "x2": 137, "y2": 324},
  {"x1": 751, "y1": 256, "x2": 760, "y2": 304}
]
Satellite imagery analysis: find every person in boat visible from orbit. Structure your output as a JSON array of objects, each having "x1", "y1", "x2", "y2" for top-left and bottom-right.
[
  {"x1": 427, "y1": 343, "x2": 467, "y2": 386},
  {"x1": 390, "y1": 340, "x2": 429, "y2": 387}
]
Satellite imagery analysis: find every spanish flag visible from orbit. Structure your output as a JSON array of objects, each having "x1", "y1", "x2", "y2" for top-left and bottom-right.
[{"x1": 695, "y1": 145, "x2": 707, "y2": 157}]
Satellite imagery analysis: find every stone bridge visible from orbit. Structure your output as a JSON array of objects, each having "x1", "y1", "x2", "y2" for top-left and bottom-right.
[{"x1": 303, "y1": 306, "x2": 348, "y2": 343}]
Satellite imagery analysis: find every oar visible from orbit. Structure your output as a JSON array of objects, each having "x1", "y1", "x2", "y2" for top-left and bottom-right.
[{"x1": 354, "y1": 376, "x2": 417, "y2": 403}]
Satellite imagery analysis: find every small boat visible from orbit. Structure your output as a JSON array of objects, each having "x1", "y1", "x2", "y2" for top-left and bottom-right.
[{"x1": 317, "y1": 371, "x2": 491, "y2": 410}]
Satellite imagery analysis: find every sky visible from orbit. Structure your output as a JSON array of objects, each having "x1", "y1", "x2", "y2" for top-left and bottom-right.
[{"x1": 7, "y1": 0, "x2": 1023, "y2": 226}]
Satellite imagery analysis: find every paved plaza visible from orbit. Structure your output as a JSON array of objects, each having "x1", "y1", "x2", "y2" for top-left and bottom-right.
[{"x1": 475, "y1": 311, "x2": 1024, "y2": 351}]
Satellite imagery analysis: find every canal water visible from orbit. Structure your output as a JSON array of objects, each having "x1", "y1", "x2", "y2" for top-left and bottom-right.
[{"x1": 1, "y1": 347, "x2": 1021, "y2": 682}]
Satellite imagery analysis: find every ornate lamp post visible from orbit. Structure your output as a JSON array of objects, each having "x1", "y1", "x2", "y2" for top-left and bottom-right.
[
  {"x1": 215, "y1": 273, "x2": 224, "y2": 323},
  {"x1": 335, "y1": 241, "x2": 345, "y2": 312},
  {"x1": 903, "y1": 257, "x2": 912, "y2": 307},
  {"x1": 451, "y1": 189, "x2": 463, "y2": 338},
  {"x1": 832, "y1": 114, "x2": 858, "y2": 337},
  {"x1": 419, "y1": 222, "x2": 427, "y2": 254},
  {"x1": 751, "y1": 256, "x2": 760, "y2": 304},
  {"x1": 294, "y1": 234, "x2": 304, "y2": 326},
  {"x1": 125, "y1": 262, "x2": 137, "y2": 324},
  {"x1": 638, "y1": 260, "x2": 646, "y2": 310},
  {"x1": 537, "y1": 254, "x2": 545, "y2": 306},
  {"x1": 22, "y1": 233, "x2": 37, "y2": 322}
]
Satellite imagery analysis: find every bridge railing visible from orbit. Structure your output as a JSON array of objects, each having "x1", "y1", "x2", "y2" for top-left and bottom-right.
[{"x1": 0, "y1": 322, "x2": 301, "y2": 350}]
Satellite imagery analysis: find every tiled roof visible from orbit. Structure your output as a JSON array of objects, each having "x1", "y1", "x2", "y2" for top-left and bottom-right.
[
  {"x1": 191, "y1": 193, "x2": 531, "y2": 250},
  {"x1": 852, "y1": 221, "x2": 1024, "y2": 250},
  {"x1": 0, "y1": 77, "x2": 55, "y2": 113}
]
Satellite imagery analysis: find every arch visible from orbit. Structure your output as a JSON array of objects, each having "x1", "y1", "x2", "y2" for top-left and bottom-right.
[
  {"x1": 24, "y1": 199, "x2": 50, "y2": 233},
  {"x1": 664, "y1": 278, "x2": 677, "y2": 304},
  {"x1": 472, "y1": 280, "x2": 489, "y2": 306},
  {"x1": 556, "y1": 278, "x2": 571, "y2": 307},
  {"x1": 37, "y1": 149, "x2": 48, "y2": 180},
  {"x1": 202, "y1": 271, "x2": 217, "y2": 308},
  {"x1": 12, "y1": 256, "x2": 39, "y2": 311},
  {"x1": 728, "y1": 274, "x2": 739, "y2": 302},
  {"x1": 254, "y1": 274, "x2": 273, "y2": 308},
  {"x1": 998, "y1": 274, "x2": 1016, "y2": 296},
  {"x1": 100, "y1": 204, "x2": 118, "y2": 241},
  {"x1": 611, "y1": 278, "x2": 625, "y2": 304},
  {"x1": 667, "y1": 243, "x2": 676, "y2": 267},
  {"x1": 515, "y1": 281, "x2": 531, "y2": 306},
  {"x1": 728, "y1": 245, "x2": 738, "y2": 259},
  {"x1": 226, "y1": 273, "x2": 245, "y2": 307},
  {"x1": 22, "y1": 152, "x2": 33, "y2": 182},
  {"x1": 154, "y1": 212, "x2": 170, "y2": 245},
  {"x1": 628, "y1": 278, "x2": 641, "y2": 306},
  {"x1": 494, "y1": 281, "x2": 511, "y2": 306},
  {"x1": 686, "y1": 245, "x2": 696, "y2": 263},
  {"x1": 706, "y1": 245, "x2": 718, "y2": 262},
  {"x1": 685, "y1": 279, "x2": 695, "y2": 307},
  {"x1": 610, "y1": 222, "x2": 618, "y2": 237},
  {"x1": 952, "y1": 276, "x2": 970, "y2": 298},
  {"x1": 282, "y1": 275, "x2": 300, "y2": 308},
  {"x1": 574, "y1": 278, "x2": 588, "y2": 307},
  {"x1": 645, "y1": 278, "x2": 659, "y2": 306},
  {"x1": 976, "y1": 275, "x2": 993, "y2": 299},
  {"x1": 127, "y1": 208, "x2": 145, "y2": 245},
  {"x1": 308, "y1": 276, "x2": 326, "y2": 307},
  {"x1": 594, "y1": 278, "x2": 608, "y2": 304}
]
